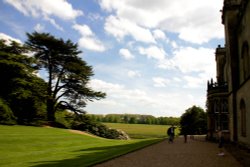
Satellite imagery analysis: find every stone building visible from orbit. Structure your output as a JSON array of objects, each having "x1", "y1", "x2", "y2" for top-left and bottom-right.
[{"x1": 207, "y1": 0, "x2": 250, "y2": 148}]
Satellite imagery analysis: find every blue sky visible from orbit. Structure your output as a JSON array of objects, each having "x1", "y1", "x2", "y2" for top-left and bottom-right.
[{"x1": 0, "y1": 0, "x2": 225, "y2": 117}]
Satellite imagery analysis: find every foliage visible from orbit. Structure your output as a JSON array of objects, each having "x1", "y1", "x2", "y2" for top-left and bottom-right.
[
  {"x1": 0, "y1": 125, "x2": 162, "y2": 167},
  {"x1": 88, "y1": 114, "x2": 180, "y2": 125},
  {"x1": 0, "y1": 40, "x2": 47, "y2": 124},
  {"x1": 71, "y1": 114, "x2": 129, "y2": 139},
  {"x1": 55, "y1": 110, "x2": 75, "y2": 128},
  {"x1": 0, "y1": 98, "x2": 16, "y2": 125},
  {"x1": 180, "y1": 105, "x2": 207, "y2": 135},
  {"x1": 26, "y1": 32, "x2": 106, "y2": 122},
  {"x1": 0, "y1": 33, "x2": 106, "y2": 125}
]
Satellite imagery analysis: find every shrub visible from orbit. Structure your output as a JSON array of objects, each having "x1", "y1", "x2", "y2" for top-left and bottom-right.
[
  {"x1": 71, "y1": 114, "x2": 130, "y2": 140},
  {"x1": 55, "y1": 111, "x2": 74, "y2": 128},
  {"x1": 0, "y1": 98, "x2": 16, "y2": 125}
]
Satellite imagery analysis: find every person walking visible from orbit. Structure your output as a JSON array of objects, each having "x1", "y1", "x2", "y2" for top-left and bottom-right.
[
  {"x1": 181, "y1": 125, "x2": 188, "y2": 143},
  {"x1": 184, "y1": 133, "x2": 187, "y2": 143},
  {"x1": 217, "y1": 127, "x2": 225, "y2": 156},
  {"x1": 167, "y1": 125, "x2": 175, "y2": 143}
]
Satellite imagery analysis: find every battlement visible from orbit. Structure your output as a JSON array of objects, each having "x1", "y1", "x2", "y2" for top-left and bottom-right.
[
  {"x1": 224, "y1": 0, "x2": 242, "y2": 6},
  {"x1": 222, "y1": 0, "x2": 242, "y2": 24},
  {"x1": 207, "y1": 79, "x2": 228, "y2": 95}
]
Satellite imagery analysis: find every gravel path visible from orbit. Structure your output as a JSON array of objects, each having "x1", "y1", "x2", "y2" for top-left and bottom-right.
[{"x1": 94, "y1": 136, "x2": 242, "y2": 167}]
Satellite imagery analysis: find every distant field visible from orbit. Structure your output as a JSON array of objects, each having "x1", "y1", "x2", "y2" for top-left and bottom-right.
[
  {"x1": 104, "y1": 123, "x2": 179, "y2": 139},
  {"x1": 0, "y1": 125, "x2": 162, "y2": 167}
]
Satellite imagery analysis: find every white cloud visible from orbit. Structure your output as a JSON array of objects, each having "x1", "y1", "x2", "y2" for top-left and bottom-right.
[
  {"x1": 34, "y1": 23, "x2": 45, "y2": 32},
  {"x1": 5, "y1": 0, "x2": 83, "y2": 20},
  {"x1": 171, "y1": 41, "x2": 178, "y2": 49},
  {"x1": 78, "y1": 37, "x2": 106, "y2": 52},
  {"x1": 138, "y1": 45, "x2": 166, "y2": 60},
  {"x1": 156, "y1": 46, "x2": 216, "y2": 88},
  {"x1": 157, "y1": 58, "x2": 176, "y2": 70},
  {"x1": 127, "y1": 70, "x2": 141, "y2": 78},
  {"x1": 72, "y1": 24, "x2": 94, "y2": 37},
  {"x1": 99, "y1": 0, "x2": 224, "y2": 44},
  {"x1": 87, "y1": 13, "x2": 103, "y2": 21},
  {"x1": 153, "y1": 29, "x2": 166, "y2": 40},
  {"x1": 89, "y1": 79, "x2": 124, "y2": 93},
  {"x1": 172, "y1": 47, "x2": 216, "y2": 76},
  {"x1": 5, "y1": 0, "x2": 83, "y2": 30},
  {"x1": 43, "y1": 15, "x2": 64, "y2": 31},
  {"x1": 0, "y1": 32, "x2": 22, "y2": 44},
  {"x1": 105, "y1": 15, "x2": 156, "y2": 43},
  {"x1": 173, "y1": 77, "x2": 182, "y2": 83},
  {"x1": 88, "y1": 79, "x2": 148, "y2": 101},
  {"x1": 87, "y1": 79, "x2": 161, "y2": 115},
  {"x1": 119, "y1": 48, "x2": 134, "y2": 60},
  {"x1": 156, "y1": 46, "x2": 216, "y2": 80},
  {"x1": 87, "y1": 79, "x2": 204, "y2": 117},
  {"x1": 153, "y1": 77, "x2": 170, "y2": 87},
  {"x1": 73, "y1": 24, "x2": 106, "y2": 52},
  {"x1": 183, "y1": 75, "x2": 204, "y2": 88}
]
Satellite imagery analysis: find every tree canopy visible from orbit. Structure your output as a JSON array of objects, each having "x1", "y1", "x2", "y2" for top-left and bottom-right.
[
  {"x1": 26, "y1": 32, "x2": 106, "y2": 121},
  {"x1": 0, "y1": 39, "x2": 47, "y2": 124},
  {"x1": 0, "y1": 32, "x2": 106, "y2": 124},
  {"x1": 180, "y1": 105, "x2": 207, "y2": 135}
]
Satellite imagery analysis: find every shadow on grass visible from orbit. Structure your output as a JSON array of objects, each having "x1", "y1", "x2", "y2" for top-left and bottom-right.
[{"x1": 30, "y1": 138, "x2": 163, "y2": 167}]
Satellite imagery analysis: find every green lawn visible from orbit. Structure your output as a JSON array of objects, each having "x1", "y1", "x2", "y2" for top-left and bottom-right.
[
  {"x1": 0, "y1": 125, "x2": 163, "y2": 167},
  {"x1": 104, "y1": 123, "x2": 179, "y2": 139}
]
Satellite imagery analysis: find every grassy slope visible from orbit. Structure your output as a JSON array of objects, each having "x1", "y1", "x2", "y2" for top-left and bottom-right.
[
  {"x1": 0, "y1": 125, "x2": 162, "y2": 167},
  {"x1": 104, "y1": 123, "x2": 179, "y2": 139}
]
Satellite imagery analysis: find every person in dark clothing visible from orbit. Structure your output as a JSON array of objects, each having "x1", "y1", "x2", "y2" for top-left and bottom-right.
[
  {"x1": 184, "y1": 133, "x2": 187, "y2": 143},
  {"x1": 217, "y1": 127, "x2": 225, "y2": 156},
  {"x1": 182, "y1": 125, "x2": 188, "y2": 143},
  {"x1": 167, "y1": 125, "x2": 175, "y2": 143}
]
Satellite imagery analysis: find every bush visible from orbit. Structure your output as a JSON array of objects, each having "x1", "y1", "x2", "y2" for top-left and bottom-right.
[
  {"x1": 71, "y1": 114, "x2": 129, "y2": 140},
  {"x1": 55, "y1": 111, "x2": 74, "y2": 128},
  {"x1": 0, "y1": 98, "x2": 16, "y2": 125}
]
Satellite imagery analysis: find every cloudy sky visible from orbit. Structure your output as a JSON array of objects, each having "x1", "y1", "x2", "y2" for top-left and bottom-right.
[{"x1": 0, "y1": 0, "x2": 225, "y2": 117}]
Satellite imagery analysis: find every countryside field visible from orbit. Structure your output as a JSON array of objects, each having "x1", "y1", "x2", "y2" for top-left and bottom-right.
[
  {"x1": 104, "y1": 123, "x2": 179, "y2": 139},
  {"x1": 0, "y1": 124, "x2": 165, "y2": 167}
]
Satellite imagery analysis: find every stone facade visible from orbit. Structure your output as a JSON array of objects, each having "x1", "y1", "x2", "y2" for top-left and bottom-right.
[{"x1": 207, "y1": 0, "x2": 250, "y2": 148}]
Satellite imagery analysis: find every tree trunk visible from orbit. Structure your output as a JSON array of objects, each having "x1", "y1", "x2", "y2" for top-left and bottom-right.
[{"x1": 47, "y1": 98, "x2": 55, "y2": 122}]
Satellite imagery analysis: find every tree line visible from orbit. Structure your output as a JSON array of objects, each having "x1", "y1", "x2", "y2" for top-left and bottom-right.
[{"x1": 88, "y1": 114, "x2": 180, "y2": 125}]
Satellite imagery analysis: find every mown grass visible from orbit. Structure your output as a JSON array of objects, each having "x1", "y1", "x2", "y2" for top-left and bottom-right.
[
  {"x1": 0, "y1": 125, "x2": 163, "y2": 167},
  {"x1": 104, "y1": 123, "x2": 179, "y2": 139}
]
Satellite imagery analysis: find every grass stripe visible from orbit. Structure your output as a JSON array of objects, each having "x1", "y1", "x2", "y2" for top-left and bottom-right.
[{"x1": 0, "y1": 125, "x2": 163, "y2": 167}]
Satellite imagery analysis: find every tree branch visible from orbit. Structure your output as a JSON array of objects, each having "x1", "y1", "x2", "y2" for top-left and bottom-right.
[{"x1": 53, "y1": 68, "x2": 65, "y2": 98}]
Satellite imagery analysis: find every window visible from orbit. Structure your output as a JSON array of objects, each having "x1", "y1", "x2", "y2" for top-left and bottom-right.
[
  {"x1": 221, "y1": 99, "x2": 228, "y2": 113},
  {"x1": 214, "y1": 100, "x2": 219, "y2": 113},
  {"x1": 241, "y1": 42, "x2": 249, "y2": 80},
  {"x1": 221, "y1": 114, "x2": 229, "y2": 130},
  {"x1": 240, "y1": 99, "x2": 247, "y2": 137},
  {"x1": 215, "y1": 114, "x2": 228, "y2": 130}
]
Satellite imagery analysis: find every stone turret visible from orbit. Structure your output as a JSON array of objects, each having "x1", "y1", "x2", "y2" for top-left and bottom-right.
[
  {"x1": 215, "y1": 45, "x2": 226, "y2": 84},
  {"x1": 221, "y1": 0, "x2": 243, "y2": 142},
  {"x1": 222, "y1": 0, "x2": 241, "y2": 92}
]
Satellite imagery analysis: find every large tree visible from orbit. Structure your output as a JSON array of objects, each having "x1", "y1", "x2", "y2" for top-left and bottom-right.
[
  {"x1": 180, "y1": 105, "x2": 207, "y2": 135},
  {"x1": 0, "y1": 39, "x2": 47, "y2": 124},
  {"x1": 26, "y1": 32, "x2": 106, "y2": 122}
]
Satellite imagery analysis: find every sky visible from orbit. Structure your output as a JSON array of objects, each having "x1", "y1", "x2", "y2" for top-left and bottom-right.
[{"x1": 0, "y1": 0, "x2": 225, "y2": 117}]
